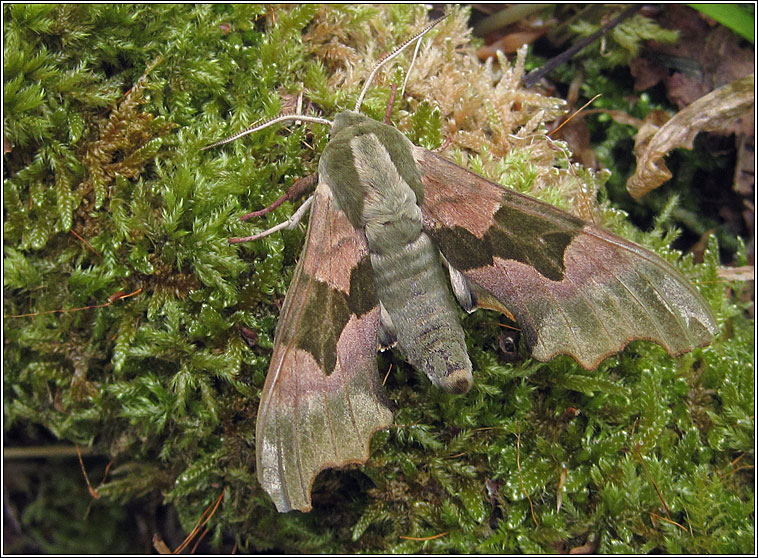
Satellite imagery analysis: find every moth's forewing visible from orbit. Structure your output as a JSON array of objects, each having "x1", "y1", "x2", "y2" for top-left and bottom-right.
[
  {"x1": 255, "y1": 183, "x2": 392, "y2": 513},
  {"x1": 415, "y1": 147, "x2": 718, "y2": 369}
]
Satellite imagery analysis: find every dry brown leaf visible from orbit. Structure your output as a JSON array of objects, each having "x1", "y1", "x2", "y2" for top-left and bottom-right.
[
  {"x1": 631, "y1": 6, "x2": 753, "y2": 122},
  {"x1": 627, "y1": 74, "x2": 754, "y2": 199},
  {"x1": 477, "y1": 29, "x2": 547, "y2": 59},
  {"x1": 152, "y1": 533, "x2": 171, "y2": 554}
]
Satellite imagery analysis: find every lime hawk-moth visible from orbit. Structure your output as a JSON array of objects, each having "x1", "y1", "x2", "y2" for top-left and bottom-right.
[{"x1": 207, "y1": 18, "x2": 718, "y2": 513}]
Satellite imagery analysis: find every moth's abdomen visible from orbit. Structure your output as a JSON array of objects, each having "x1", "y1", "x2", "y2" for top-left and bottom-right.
[{"x1": 370, "y1": 233, "x2": 473, "y2": 394}]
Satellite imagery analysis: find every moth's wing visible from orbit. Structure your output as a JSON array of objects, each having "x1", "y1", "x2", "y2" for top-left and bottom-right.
[
  {"x1": 256, "y1": 182, "x2": 392, "y2": 513},
  {"x1": 415, "y1": 147, "x2": 718, "y2": 369}
]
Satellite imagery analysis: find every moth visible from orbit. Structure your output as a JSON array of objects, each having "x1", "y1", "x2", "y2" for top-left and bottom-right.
[{"x1": 206, "y1": 18, "x2": 718, "y2": 513}]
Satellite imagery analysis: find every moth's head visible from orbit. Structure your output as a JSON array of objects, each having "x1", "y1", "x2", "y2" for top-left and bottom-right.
[{"x1": 331, "y1": 110, "x2": 371, "y2": 137}]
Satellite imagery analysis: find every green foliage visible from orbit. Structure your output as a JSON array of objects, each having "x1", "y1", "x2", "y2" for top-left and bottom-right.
[
  {"x1": 569, "y1": 11, "x2": 679, "y2": 71},
  {"x1": 689, "y1": 3, "x2": 754, "y2": 43},
  {"x1": 408, "y1": 101, "x2": 443, "y2": 150},
  {"x1": 5, "y1": 457, "x2": 134, "y2": 553},
  {"x1": 4, "y1": 4, "x2": 752, "y2": 554}
]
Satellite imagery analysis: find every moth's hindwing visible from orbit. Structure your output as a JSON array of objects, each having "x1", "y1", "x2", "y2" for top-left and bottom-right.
[
  {"x1": 255, "y1": 183, "x2": 392, "y2": 513},
  {"x1": 416, "y1": 147, "x2": 718, "y2": 369}
]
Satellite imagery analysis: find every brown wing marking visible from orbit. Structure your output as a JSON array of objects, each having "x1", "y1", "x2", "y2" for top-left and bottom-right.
[{"x1": 256, "y1": 183, "x2": 392, "y2": 512}]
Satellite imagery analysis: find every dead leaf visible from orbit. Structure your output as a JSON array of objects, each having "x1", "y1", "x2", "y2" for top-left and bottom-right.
[
  {"x1": 477, "y1": 29, "x2": 547, "y2": 59},
  {"x1": 627, "y1": 74, "x2": 754, "y2": 199},
  {"x1": 631, "y1": 6, "x2": 754, "y2": 121},
  {"x1": 152, "y1": 533, "x2": 171, "y2": 554},
  {"x1": 551, "y1": 117, "x2": 596, "y2": 169},
  {"x1": 629, "y1": 54, "x2": 669, "y2": 91},
  {"x1": 569, "y1": 538, "x2": 599, "y2": 554}
]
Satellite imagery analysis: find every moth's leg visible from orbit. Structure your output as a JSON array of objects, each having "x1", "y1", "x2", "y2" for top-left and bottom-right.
[
  {"x1": 230, "y1": 195, "x2": 314, "y2": 244},
  {"x1": 378, "y1": 302, "x2": 397, "y2": 349},
  {"x1": 448, "y1": 265, "x2": 475, "y2": 312},
  {"x1": 383, "y1": 83, "x2": 398, "y2": 125},
  {"x1": 240, "y1": 173, "x2": 318, "y2": 221},
  {"x1": 439, "y1": 252, "x2": 476, "y2": 312},
  {"x1": 432, "y1": 136, "x2": 452, "y2": 153}
]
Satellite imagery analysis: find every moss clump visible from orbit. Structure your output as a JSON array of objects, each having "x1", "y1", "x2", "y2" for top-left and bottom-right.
[{"x1": 4, "y1": 4, "x2": 752, "y2": 553}]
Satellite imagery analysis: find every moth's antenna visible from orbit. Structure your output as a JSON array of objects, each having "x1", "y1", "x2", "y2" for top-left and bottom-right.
[
  {"x1": 400, "y1": 34, "x2": 424, "y2": 99},
  {"x1": 354, "y1": 15, "x2": 447, "y2": 113},
  {"x1": 202, "y1": 113, "x2": 331, "y2": 150}
]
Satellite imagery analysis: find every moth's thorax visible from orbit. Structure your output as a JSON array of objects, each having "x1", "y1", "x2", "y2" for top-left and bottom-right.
[{"x1": 319, "y1": 111, "x2": 425, "y2": 246}]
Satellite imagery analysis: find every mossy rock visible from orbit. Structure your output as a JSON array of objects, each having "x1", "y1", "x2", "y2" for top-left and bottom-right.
[{"x1": 3, "y1": 4, "x2": 753, "y2": 553}]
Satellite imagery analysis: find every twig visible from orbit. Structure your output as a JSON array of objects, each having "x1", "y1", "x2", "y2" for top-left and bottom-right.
[
  {"x1": 523, "y1": 5, "x2": 642, "y2": 87},
  {"x1": 635, "y1": 445, "x2": 671, "y2": 518},
  {"x1": 172, "y1": 489, "x2": 225, "y2": 554},
  {"x1": 3, "y1": 445, "x2": 95, "y2": 458},
  {"x1": 76, "y1": 444, "x2": 101, "y2": 499},
  {"x1": 382, "y1": 363, "x2": 393, "y2": 386},
  {"x1": 5, "y1": 287, "x2": 142, "y2": 318},
  {"x1": 648, "y1": 511, "x2": 689, "y2": 533},
  {"x1": 399, "y1": 531, "x2": 449, "y2": 541},
  {"x1": 548, "y1": 94, "x2": 603, "y2": 137},
  {"x1": 517, "y1": 430, "x2": 539, "y2": 526},
  {"x1": 70, "y1": 228, "x2": 100, "y2": 256}
]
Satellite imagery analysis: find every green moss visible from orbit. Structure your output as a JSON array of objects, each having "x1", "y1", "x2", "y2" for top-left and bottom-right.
[{"x1": 4, "y1": 4, "x2": 753, "y2": 554}]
